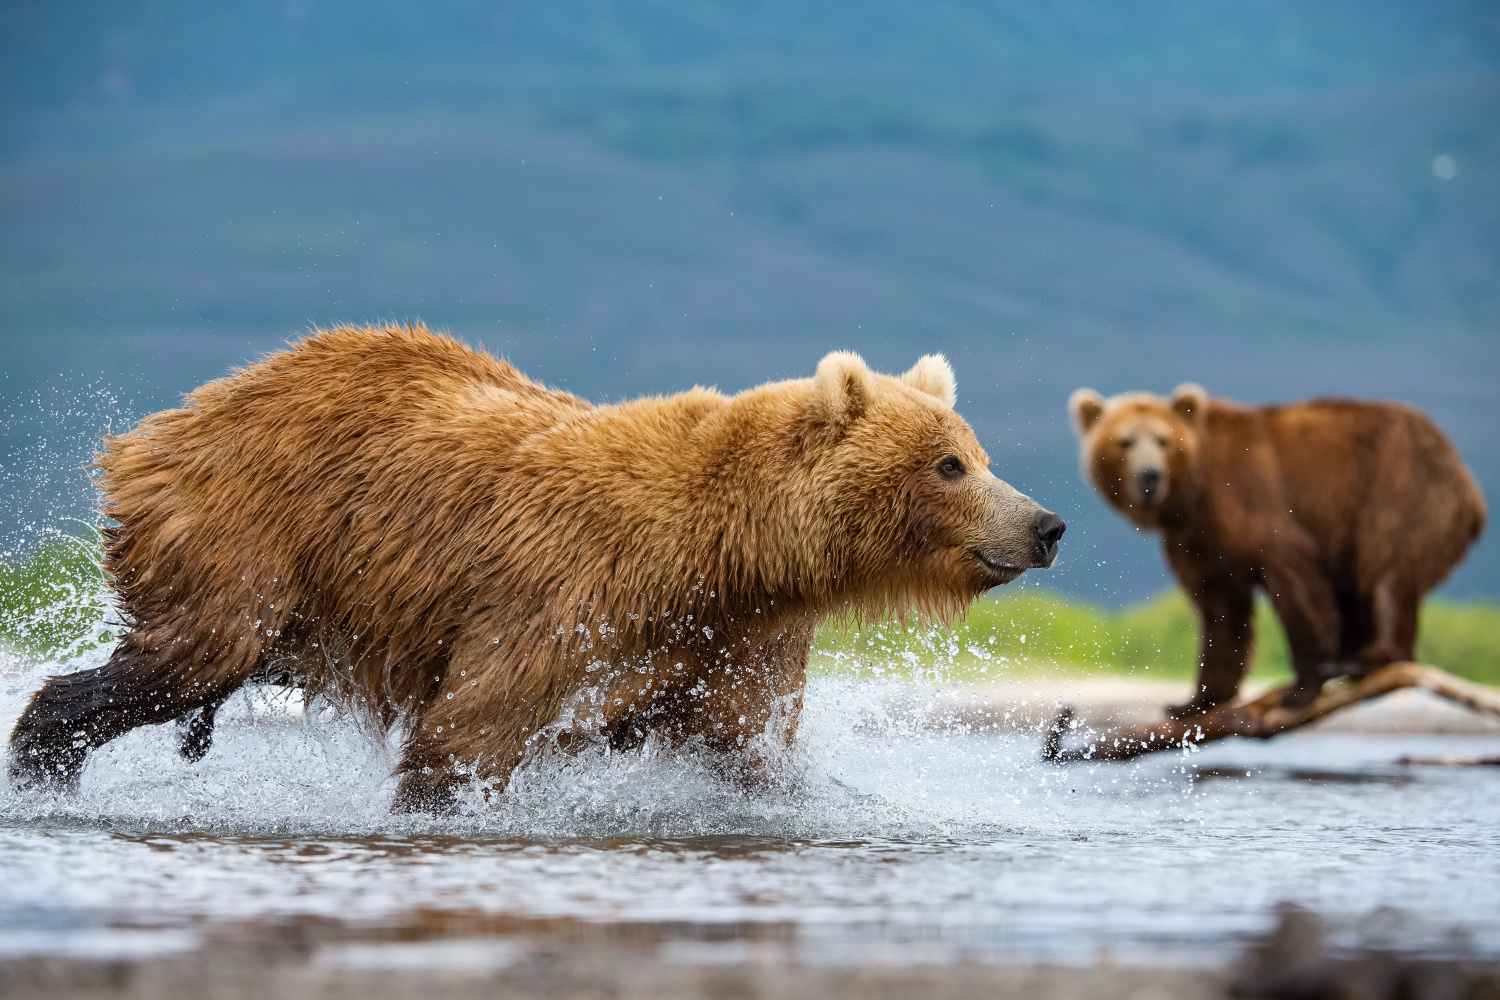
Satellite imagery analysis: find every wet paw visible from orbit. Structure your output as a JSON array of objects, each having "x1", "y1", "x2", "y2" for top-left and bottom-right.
[
  {"x1": 7, "y1": 740, "x2": 88, "y2": 793},
  {"x1": 391, "y1": 768, "x2": 461, "y2": 814},
  {"x1": 176, "y1": 706, "x2": 217, "y2": 762}
]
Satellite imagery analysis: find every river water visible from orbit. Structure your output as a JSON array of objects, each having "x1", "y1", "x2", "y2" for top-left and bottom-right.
[{"x1": 2, "y1": 647, "x2": 1498, "y2": 968}]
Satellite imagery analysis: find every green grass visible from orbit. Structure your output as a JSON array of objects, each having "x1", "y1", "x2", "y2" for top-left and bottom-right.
[
  {"x1": 0, "y1": 535, "x2": 111, "y2": 661},
  {"x1": 1416, "y1": 600, "x2": 1500, "y2": 687},
  {"x1": 811, "y1": 587, "x2": 1500, "y2": 688},
  {"x1": 1, "y1": 542, "x2": 1496, "y2": 687}
]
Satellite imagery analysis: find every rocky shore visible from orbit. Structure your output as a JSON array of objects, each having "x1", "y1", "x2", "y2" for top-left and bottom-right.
[{"x1": 4, "y1": 908, "x2": 1497, "y2": 1000}]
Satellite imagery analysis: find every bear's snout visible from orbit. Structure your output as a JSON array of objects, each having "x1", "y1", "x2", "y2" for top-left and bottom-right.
[
  {"x1": 1136, "y1": 468, "x2": 1163, "y2": 505},
  {"x1": 1031, "y1": 511, "x2": 1066, "y2": 566},
  {"x1": 970, "y1": 478, "x2": 1064, "y2": 584}
]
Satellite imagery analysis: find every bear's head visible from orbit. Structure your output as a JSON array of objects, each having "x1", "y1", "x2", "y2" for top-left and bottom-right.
[
  {"x1": 1067, "y1": 384, "x2": 1206, "y2": 528},
  {"x1": 794, "y1": 351, "x2": 1064, "y2": 614}
]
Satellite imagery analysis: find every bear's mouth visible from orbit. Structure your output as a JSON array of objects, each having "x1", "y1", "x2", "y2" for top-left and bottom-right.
[{"x1": 972, "y1": 550, "x2": 1025, "y2": 584}]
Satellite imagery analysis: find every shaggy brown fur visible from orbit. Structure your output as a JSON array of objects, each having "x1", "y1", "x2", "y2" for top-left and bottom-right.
[
  {"x1": 10, "y1": 324, "x2": 1064, "y2": 809},
  {"x1": 1070, "y1": 385, "x2": 1486, "y2": 716}
]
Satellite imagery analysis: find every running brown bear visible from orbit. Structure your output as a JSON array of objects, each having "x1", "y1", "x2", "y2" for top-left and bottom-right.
[{"x1": 9, "y1": 324, "x2": 1064, "y2": 810}]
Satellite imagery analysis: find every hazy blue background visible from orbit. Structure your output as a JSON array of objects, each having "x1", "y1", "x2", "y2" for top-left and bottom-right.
[{"x1": 1, "y1": 0, "x2": 1496, "y2": 603}]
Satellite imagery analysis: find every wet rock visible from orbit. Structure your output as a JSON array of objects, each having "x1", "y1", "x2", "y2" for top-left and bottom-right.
[{"x1": 1231, "y1": 905, "x2": 1500, "y2": 1000}]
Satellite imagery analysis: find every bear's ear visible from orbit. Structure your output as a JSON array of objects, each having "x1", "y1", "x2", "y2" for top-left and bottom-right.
[
  {"x1": 813, "y1": 351, "x2": 872, "y2": 428},
  {"x1": 901, "y1": 354, "x2": 956, "y2": 409},
  {"x1": 1171, "y1": 383, "x2": 1207, "y2": 424},
  {"x1": 1068, "y1": 388, "x2": 1106, "y2": 435}
]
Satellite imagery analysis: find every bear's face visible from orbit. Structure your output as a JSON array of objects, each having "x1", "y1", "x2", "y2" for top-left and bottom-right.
[
  {"x1": 809, "y1": 352, "x2": 1063, "y2": 602},
  {"x1": 903, "y1": 406, "x2": 1060, "y2": 593},
  {"x1": 1068, "y1": 384, "x2": 1205, "y2": 528}
]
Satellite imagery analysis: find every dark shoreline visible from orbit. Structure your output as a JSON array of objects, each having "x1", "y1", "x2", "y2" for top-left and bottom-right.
[
  {"x1": 4, "y1": 909, "x2": 1498, "y2": 1000},
  {"x1": 0, "y1": 944, "x2": 1231, "y2": 1000}
]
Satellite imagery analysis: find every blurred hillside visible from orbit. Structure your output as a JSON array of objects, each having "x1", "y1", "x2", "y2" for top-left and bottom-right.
[{"x1": 1, "y1": 1, "x2": 1497, "y2": 601}]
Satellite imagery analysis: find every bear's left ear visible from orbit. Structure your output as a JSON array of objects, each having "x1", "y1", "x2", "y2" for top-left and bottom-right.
[
  {"x1": 1171, "y1": 383, "x2": 1207, "y2": 424},
  {"x1": 813, "y1": 350, "x2": 872, "y2": 428},
  {"x1": 901, "y1": 354, "x2": 956, "y2": 409}
]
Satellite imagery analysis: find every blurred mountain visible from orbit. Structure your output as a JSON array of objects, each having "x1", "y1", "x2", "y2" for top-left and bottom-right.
[
  {"x1": 1, "y1": 1, "x2": 1497, "y2": 600},
  {"x1": 4, "y1": 0, "x2": 1497, "y2": 129}
]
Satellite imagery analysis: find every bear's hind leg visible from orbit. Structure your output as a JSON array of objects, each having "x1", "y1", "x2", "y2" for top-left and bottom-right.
[
  {"x1": 1261, "y1": 547, "x2": 1344, "y2": 709},
  {"x1": 174, "y1": 637, "x2": 311, "y2": 763},
  {"x1": 8, "y1": 630, "x2": 263, "y2": 790},
  {"x1": 1351, "y1": 575, "x2": 1418, "y2": 674},
  {"x1": 176, "y1": 700, "x2": 225, "y2": 762}
]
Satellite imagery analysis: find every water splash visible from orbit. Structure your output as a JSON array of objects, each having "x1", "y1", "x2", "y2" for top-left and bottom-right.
[
  {"x1": 1, "y1": 630, "x2": 1096, "y2": 841},
  {"x1": 3, "y1": 595, "x2": 1499, "y2": 966}
]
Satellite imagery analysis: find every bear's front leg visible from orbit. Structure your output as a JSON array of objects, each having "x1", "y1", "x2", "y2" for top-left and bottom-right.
[
  {"x1": 1166, "y1": 554, "x2": 1255, "y2": 719},
  {"x1": 388, "y1": 625, "x2": 568, "y2": 813},
  {"x1": 392, "y1": 701, "x2": 541, "y2": 813},
  {"x1": 682, "y1": 632, "x2": 810, "y2": 786}
]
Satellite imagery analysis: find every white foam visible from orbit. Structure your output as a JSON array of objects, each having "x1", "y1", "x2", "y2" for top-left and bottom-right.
[
  {"x1": 6, "y1": 617, "x2": 1500, "y2": 966},
  {"x1": 1, "y1": 631, "x2": 1092, "y2": 840}
]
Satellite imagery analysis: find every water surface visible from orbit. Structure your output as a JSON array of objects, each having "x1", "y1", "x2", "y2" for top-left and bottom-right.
[{"x1": 2, "y1": 651, "x2": 1498, "y2": 967}]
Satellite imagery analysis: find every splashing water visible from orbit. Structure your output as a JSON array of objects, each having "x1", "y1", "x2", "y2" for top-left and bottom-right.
[{"x1": 2, "y1": 609, "x2": 1500, "y2": 967}]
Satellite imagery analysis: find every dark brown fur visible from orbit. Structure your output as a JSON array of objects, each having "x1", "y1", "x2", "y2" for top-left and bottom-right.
[{"x1": 1071, "y1": 386, "x2": 1486, "y2": 715}]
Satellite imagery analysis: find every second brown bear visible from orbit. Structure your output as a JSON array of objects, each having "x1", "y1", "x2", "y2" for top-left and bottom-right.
[{"x1": 1070, "y1": 385, "x2": 1485, "y2": 716}]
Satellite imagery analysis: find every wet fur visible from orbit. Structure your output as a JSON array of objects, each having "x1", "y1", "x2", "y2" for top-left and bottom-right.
[{"x1": 10, "y1": 324, "x2": 1056, "y2": 809}]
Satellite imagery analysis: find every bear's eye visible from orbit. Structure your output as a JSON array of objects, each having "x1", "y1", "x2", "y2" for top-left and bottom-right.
[
  {"x1": 1154, "y1": 434, "x2": 1168, "y2": 447},
  {"x1": 1118, "y1": 437, "x2": 1135, "y2": 450},
  {"x1": 936, "y1": 455, "x2": 965, "y2": 480}
]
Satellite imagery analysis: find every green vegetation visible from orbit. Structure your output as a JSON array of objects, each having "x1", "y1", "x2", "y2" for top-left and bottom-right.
[
  {"x1": 812, "y1": 587, "x2": 1500, "y2": 688},
  {"x1": 0, "y1": 535, "x2": 111, "y2": 660},
  {"x1": 1416, "y1": 600, "x2": 1500, "y2": 687},
  {"x1": 1, "y1": 542, "x2": 1496, "y2": 687}
]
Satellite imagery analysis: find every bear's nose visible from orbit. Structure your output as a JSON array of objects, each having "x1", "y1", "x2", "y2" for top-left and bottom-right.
[
  {"x1": 1032, "y1": 512, "x2": 1066, "y2": 562},
  {"x1": 1137, "y1": 468, "x2": 1162, "y2": 498}
]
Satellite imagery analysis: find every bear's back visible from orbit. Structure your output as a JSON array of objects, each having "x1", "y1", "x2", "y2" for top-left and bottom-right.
[
  {"x1": 1260, "y1": 398, "x2": 1465, "y2": 503},
  {"x1": 1252, "y1": 398, "x2": 1484, "y2": 563},
  {"x1": 96, "y1": 324, "x2": 590, "y2": 609}
]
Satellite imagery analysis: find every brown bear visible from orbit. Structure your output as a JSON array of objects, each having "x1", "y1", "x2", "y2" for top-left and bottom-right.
[
  {"x1": 10, "y1": 323, "x2": 1065, "y2": 810},
  {"x1": 1069, "y1": 384, "x2": 1485, "y2": 717}
]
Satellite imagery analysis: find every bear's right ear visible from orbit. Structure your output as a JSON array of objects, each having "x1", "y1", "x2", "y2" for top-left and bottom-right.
[
  {"x1": 1171, "y1": 383, "x2": 1207, "y2": 424},
  {"x1": 1068, "y1": 388, "x2": 1106, "y2": 435},
  {"x1": 813, "y1": 351, "x2": 872, "y2": 429},
  {"x1": 901, "y1": 354, "x2": 956, "y2": 409}
]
